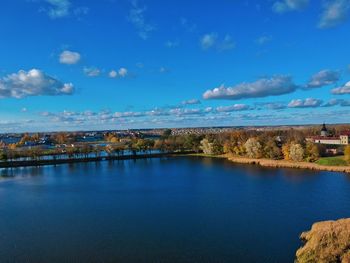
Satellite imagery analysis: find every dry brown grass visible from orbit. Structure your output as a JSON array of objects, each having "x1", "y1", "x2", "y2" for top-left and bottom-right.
[
  {"x1": 226, "y1": 155, "x2": 350, "y2": 174},
  {"x1": 295, "y1": 218, "x2": 350, "y2": 263}
]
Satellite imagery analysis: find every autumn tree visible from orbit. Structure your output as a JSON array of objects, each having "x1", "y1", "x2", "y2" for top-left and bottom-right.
[
  {"x1": 289, "y1": 143, "x2": 304, "y2": 162},
  {"x1": 263, "y1": 138, "x2": 282, "y2": 160},
  {"x1": 200, "y1": 138, "x2": 214, "y2": 155},
  {"x1": 282, "y1": 143, "x2": 291, "y2": 160},
  {"x1": 344, "y1": 145, "x2": 350, "y2": 164},
  {"x1": 305, "y1": 142, "x2": 320, "y2": 162},
  {"x1": 244, "y1": 138, "x2": 262, "y2": 159}
]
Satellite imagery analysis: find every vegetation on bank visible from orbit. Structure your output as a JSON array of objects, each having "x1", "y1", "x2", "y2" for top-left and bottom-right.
[
  {"x1": 1, "y1": 126, "x2": 350, "y2": 168},
  {"x1": 296, "y1": 218, "x2": 350, "y2": 263},
  {"x1": 316, "y1": 156, "x2": 348, "y2": 166}
]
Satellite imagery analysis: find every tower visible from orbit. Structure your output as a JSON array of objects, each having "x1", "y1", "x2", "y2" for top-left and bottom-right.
[{"x1": 321, "y1": 123, "x2": 328, "y2": 137}]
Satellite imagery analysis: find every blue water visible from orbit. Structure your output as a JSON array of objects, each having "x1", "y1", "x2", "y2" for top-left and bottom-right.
[{"x1": 0, "y1": 157, "x2": 350, "y2": 262}]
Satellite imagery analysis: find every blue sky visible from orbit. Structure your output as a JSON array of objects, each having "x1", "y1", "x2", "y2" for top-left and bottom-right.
[{"x1": 0, "y1": 0, "x2": 350, "y2": 132}]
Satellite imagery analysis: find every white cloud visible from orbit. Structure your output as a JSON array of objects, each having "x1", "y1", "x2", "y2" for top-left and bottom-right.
[
  {"x1": 203, "y1": 76, "x2": 298, "y2": 100},
  {"x1": 21, "y1": 107, "x2": 28, "y2": 112},
  {"x1": 128, "y1": 1, "x2": 155, "y2": 39},
  {"x1": 321, "y1": 98, "x2": 350, "y2": 107},
  {"x1": 331, "y1": 81, "x2": 350, "y2": 94},
  {"x1": 109, "y1": 68, "x2": 128, "y2": 78},
  {"x1": 59, "y1": 50, "x2": 81, "y2": 64},
  {"x1": 200, "y1": 33, "x2": 217, "y2": 50},
  {"x1": 182, "y1": 99, "x2": 201, "y2": 105},
  {"x1": 73, "y1": 6, "x2": 89, "y2": 16},
  {"x1": 109, "y1": 70, "x2": 118, "y2": 78},
  {"x1": 306, "y1": 69, "x2": 340, "y2": 88},
  {"x1": 216, "y1": 104, "x2": 251, "y2": 112},
  {"x1": 262, "y1": 102, "x2": 287, "y2": 110},
  {"x1": 170, "y1": 108, "x2": 203, "y2": 116},
  {"x1": 165, "y1": 40, "x2": 179, "y2": 48},
  {"x1": 200, "y1": 33, "x2": 235, "y2": 51},
  {"x1": 256, "y1": 35, "x2": 272, "y2": 45},
  {"x1": 180, "y1": 17, "x2": 197, "y2": 32},
  {"x1": 319, "y1": 0, "x2": 350, "y2": 29},
  {"x1": 45, "y1": 0, "x2": 71, "y2": 19},
  {"x1": 0, "y1": 69, "x2": 74, "y2": 98},
  {"x1": 118, "y1": 68, "x2": 128, "y2": 77},
  {"x1": 84, "y1": 67, "x2": 100, "y2": 77},
  {"x1": 288, "y1": 98, "x2": 323, "y2": 108},
  {"x1": 272, "y1": 0, "x2": 309, "y2": 13},
  {"x1": 217, "y1": 35, "x2": 236, "y2": 51}
]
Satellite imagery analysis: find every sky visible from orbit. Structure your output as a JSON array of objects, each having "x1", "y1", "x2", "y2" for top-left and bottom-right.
[{"x1": 0, "y1": 0, "x2": 350, "y2": 132}]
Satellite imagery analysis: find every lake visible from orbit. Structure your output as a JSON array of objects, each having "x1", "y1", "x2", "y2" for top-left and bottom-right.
[{"x1": 0, "y1": 156, "x2": 350, "y2": 262}]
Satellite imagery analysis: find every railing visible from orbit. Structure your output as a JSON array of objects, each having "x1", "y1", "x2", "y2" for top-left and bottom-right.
[{"x1": 0, "y1": 151, "x2": 195, "y2": 168}]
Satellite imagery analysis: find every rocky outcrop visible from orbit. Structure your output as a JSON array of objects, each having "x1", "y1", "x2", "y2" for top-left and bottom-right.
[{"x1": 295, "y1": 218, "x2": 350, "y2": 263}]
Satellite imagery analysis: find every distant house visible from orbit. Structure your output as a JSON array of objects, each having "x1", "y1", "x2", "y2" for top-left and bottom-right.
[{"x1": 307, "y1": 124, "x2": 350, "y2": 146}]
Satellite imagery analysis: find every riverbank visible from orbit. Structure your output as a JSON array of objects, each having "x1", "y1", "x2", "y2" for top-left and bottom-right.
[
  {"x1": 188, "y1": 153, "x2": 350, "y2": 174},
  {"x1": 295, "y1": 218, "x2": 350, "y2": 263},
  {"x1": 227, "y1": 155, "x2": 350, "y2": 174}
]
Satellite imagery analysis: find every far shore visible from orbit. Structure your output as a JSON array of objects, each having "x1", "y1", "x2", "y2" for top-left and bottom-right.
[
  {"x1": 0, "y1": 151, "x2": 194, "y2": 169},
  {"x1": 188, "y1": 153, "x2": 350, "y2": 174},
  {"x1": 1, "y1": 151, "x2": 350, "y2": 174}
]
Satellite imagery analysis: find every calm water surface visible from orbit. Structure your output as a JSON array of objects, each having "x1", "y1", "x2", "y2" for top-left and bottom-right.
[{"x1": 0, "y1": 157, "x2": 350, "y2": 262}]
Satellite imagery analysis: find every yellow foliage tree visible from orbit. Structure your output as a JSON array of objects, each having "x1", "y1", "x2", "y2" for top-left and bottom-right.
[
  {"x1": 282, "y1": 143, "x2": 291, "y2": 160},
  {"x1": 344, "y1": 145, "x2": 350, "y2": 164}
]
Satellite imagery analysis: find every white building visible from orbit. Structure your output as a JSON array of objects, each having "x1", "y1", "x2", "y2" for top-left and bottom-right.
[{"x1": 307, "y1": 124, "x2": 350, "y2": 145}]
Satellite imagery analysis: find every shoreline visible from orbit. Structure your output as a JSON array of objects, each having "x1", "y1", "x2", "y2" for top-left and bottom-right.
[
  {"x1": 188, "y1": 153, "x2": 350, "y2": 174},
  {"x1": 226, "y1": 155, "x2": 350, "y2": 174},
  {"x1": 1, "y1": 152, "x2": 349, "y2": 174}
]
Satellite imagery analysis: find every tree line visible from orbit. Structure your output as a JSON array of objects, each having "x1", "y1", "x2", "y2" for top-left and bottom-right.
[{"x1": 1, "y1": 127, "x2": 350, "y2": 164}]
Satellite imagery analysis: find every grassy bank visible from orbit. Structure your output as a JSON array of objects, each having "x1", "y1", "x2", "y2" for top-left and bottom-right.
[
  {"x1": 187, "y1": 153, "x2": 350, "y2": 174},
  {"x1": 316, "y1": 156, "x2": 348, "y2": 166},
  {"x1": 228, "y1": 156, "x2": 350, "y2": 174}
]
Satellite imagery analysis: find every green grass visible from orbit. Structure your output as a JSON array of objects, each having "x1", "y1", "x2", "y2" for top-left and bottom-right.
[{"x1": 315, "y1": 156, "x2": 348, "y2": 166}]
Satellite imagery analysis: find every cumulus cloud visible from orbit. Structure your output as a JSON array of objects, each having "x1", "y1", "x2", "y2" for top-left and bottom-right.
[
  {"x1": 288, "y1": 98, "x2": 323, "y2": 108},
  {"x1": 44, "y1": 0, "x2": 71, "y2": 19},
  {"x1": 216, "y1": 104, "x2": 251, "y2": 112},
  {"x1": 182, "y1": 99, "x2": 201, "y2": 105},
  {"x1": 200, "y1": 33, "x2": 217, "y2": 50},
  {"x1": 165, "y1": 40, "x2": 179, "y2": 48},
  {"x1": 59, "y1": 50, "x2": 81, "y2": 64},
  {"x1": 203, "y1": 76, "x2": 298, "y2": 100},
  {"x1": 0, "y1": 69, "x2": 74, "y2": 99},
  {"x1": 200, "y1": 33, "x2": 235, "y2": 51},
  {"x1": 319, "y1": 0, "x2": 350, "y2": 29},
  {"x1": 322, "y1": 98, "x2": 350, "y2": 107},
  {"x1": 118, "y1": 68, "x2": 128, "y2": 77},
  {"x1": 306, "y1": 69, "x2": 340, "y2": 88},
  {"x1": 109, "y1": 68, "x2": 128, "y2": 78},
  {"x1": 256, "y1": 35, "x2": 272, "y2": 45},
  {"x1": 109, "y1": 70, "x2": 118, "y2": 78},
  {"x1": 272, "y1": 0, "x2": 309, "y2": 13},
  {"x1": 167, "y1": 108, "x2": 205, "y2": 117},
  {"x1": 84, "y1": 67, "x2": 100, "y2": 77},
  {"x1": 180, "y1": 17, "x2": 197, "y2": 32},
  {"x1": 261, "y1": 102, "x2": 287, "y2": 110},
  {"x1": 128, "y1": 1, "x2": 155, "y2": 39},
  {"x1": 331, "y1": 81, "x2": 350, "y2": 94},
  {"x1": 217, "y1": 35, "x2": 236, "y2": 51}
]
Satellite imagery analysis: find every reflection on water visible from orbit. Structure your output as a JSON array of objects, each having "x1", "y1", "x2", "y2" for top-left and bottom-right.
[
  {"x1": 0, "y1": 156, "x2": 349, "y2": 263},
  {"x1": 0, "y1": 166, "x2": 45, "y2": 178}
]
